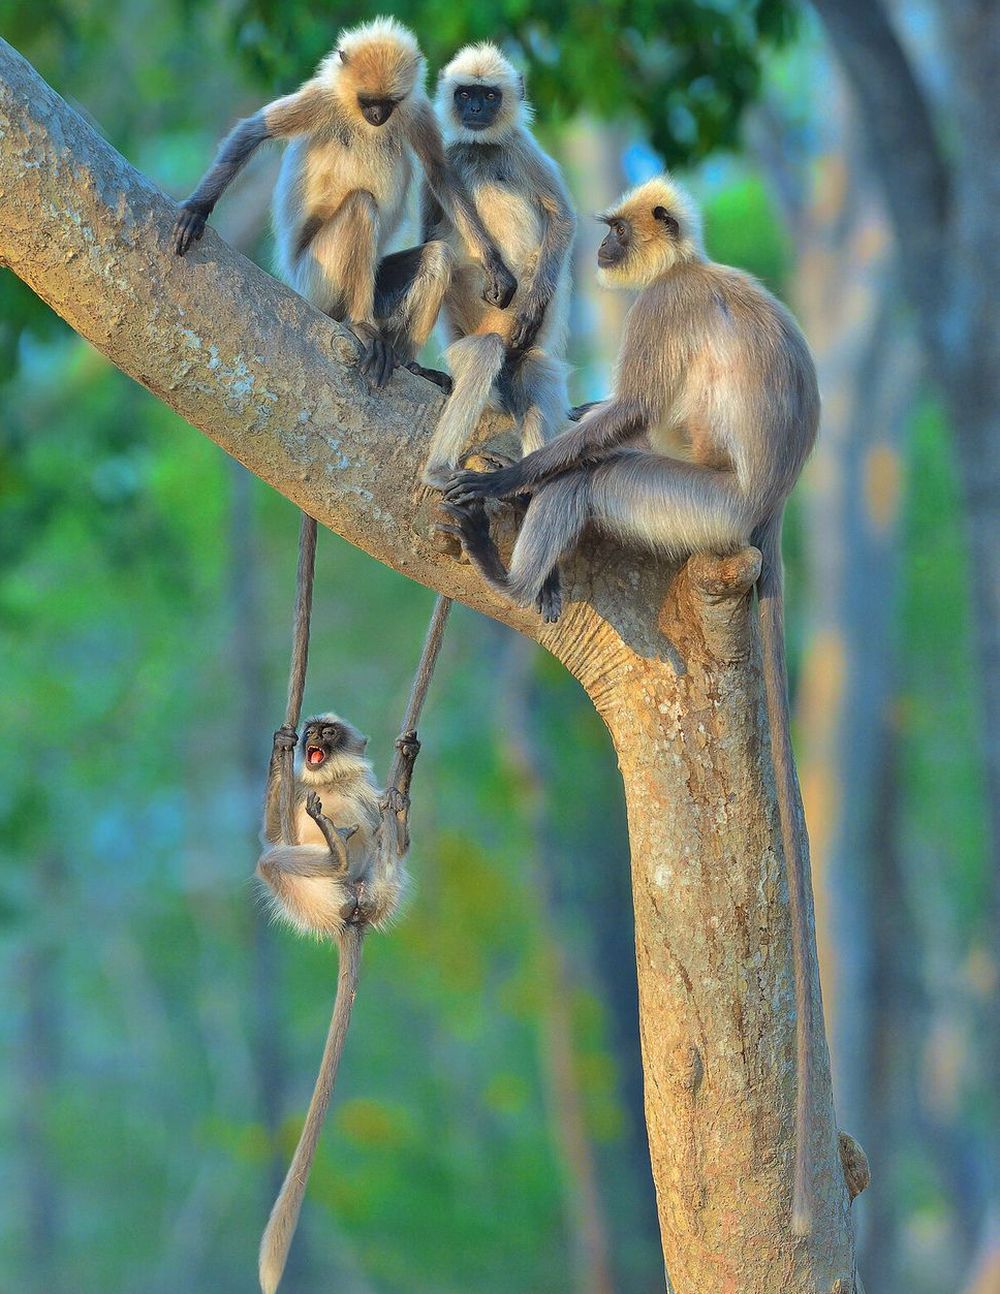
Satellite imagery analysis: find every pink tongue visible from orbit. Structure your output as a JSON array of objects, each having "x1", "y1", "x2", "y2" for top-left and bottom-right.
[{"x1": 308, "y1": 749, "x2": 325, "y2": 765}]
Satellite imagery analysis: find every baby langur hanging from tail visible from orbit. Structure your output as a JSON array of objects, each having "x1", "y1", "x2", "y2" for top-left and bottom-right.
[
  {"x1": 442, "y1": 175, "x2": 822, "y2": 1233},
  {"x1": 172, "y1": 17, "x2": 516, "y2": 389},
  {"x1": 256, "y1": 712, "x2": 420, "y2": 1294},
  {"x1": 420, "y1": 43, "x2": 575, "y2": 487}
]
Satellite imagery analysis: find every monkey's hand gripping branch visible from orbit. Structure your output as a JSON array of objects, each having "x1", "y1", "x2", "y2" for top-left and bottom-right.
[{"x1": 378, "y1": 729, "x2": 421, "y2": 864}]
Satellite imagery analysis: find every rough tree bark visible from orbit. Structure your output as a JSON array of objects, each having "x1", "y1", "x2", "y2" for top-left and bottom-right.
[{"x1": 0, "y1": 40, "x2": 861, "y2": 1292}]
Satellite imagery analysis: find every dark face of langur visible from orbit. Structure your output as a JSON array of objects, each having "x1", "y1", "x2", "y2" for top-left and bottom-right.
[
  {"x1": 357, "y1": 95, "x2": 399, "y2": 127},
  {"x1": 300, "y1": 718, "x2": 353, "y2": 771},
  {"x1": 453, "y1": 83, "x2": 503, "y2": 131},
  {"x1": 597, "y1": 206, "x2": 680, "y2": 269}
]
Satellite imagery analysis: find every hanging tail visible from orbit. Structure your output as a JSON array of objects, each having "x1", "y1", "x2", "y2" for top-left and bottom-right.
[
  {"x1": 754, "y1": 511, "x2": 815, "y2": 1235},
  {"x1": 258, "y1": 926, "x2": 364, "y2": 1294}
]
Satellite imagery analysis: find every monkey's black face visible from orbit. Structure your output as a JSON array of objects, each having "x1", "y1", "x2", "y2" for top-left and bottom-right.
[
  {"x1": 302, "y1": 719, "x2": 347, "y2": 769},
  {"x1": 453, "y1": 84, "x2": 502, "y2": 131},
  {"x1": 358, "y1": 96, "x2": 398, "y2": 127},
  {"x1": 598, "y1": 217, "x2": 632, "y2": 269}
]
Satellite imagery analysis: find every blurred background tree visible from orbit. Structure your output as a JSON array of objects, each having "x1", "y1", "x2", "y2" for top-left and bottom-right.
[{"x1": 0, "y1": 1, "x2": 993, "y2": 1292}]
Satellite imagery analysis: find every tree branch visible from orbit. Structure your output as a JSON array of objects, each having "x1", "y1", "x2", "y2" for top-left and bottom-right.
[{"x1": 809, "y1": 0, "x2": 949, "y2": 328}]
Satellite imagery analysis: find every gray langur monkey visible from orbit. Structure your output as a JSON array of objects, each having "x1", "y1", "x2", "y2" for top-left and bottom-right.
[
  {"x1": 256, "y1": 712, "x2": 420, "y2": 1294},
  {"x1": 419, "y1": 42, "x2": 575, "y2": 487},
  {"x1": 172, "y1": 17, "x2": 516, "y2": 389},
  {"x1": 442, "y1": 174, "x2": 821, "y2": 1233}
]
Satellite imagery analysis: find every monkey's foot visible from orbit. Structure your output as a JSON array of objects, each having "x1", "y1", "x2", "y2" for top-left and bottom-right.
[
  {"x1": 405, "y1": 362, "x2": 452, "y2": 394},
  {"x1": 355, "y1": 327, "x2": 399, "y2": 390},
  {"x1": 535, "y1": 569, "x2": 563, "y2": 624},
  {"x1": 437, "y1": 500, "x2": 513, "y2": 594},
  {"x1": 395, "y1": 730, "x2": 421, "y2": 762},
  {"x1": 381, "y1": 787, "x2": 410, "y2": 815}
]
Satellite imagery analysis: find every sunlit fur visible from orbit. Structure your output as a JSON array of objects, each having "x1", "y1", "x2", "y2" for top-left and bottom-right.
[
  {"x1": 273, "y1": 21, "x2": 428, "y2": 309},
  {"x1": 436, "y1": 41, "x2": 529, "y2": 144},
  {"x1": 597, "y1": 175, "x2": 705, "y2": 289},
  {"x1": 320, "y1": 17, "x2": 424, "y2": 109},
  {"x1": 422, "y1": 45, "x2": 574, "y2": 484},
  {"x1": 257, "y1": 711, "x2": 388, "y2": 937}
]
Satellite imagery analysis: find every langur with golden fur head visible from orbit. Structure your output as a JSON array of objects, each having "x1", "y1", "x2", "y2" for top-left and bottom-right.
[
  {"x1": 442, "y1": 174, "x2": 822, "y2": 1234},
  {"x1": 173, "y1": 18, "x2": 516, "y2": 388}
]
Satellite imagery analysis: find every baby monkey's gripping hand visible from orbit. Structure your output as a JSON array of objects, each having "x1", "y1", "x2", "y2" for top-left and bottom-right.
[
  {"x1": 272, "y1": 724, "x2": 298, "y2": 754},
  {"x1": 173, "y1": 200, "x2": 211, "y2": 256},
  {"x1": 482, "y1": 256, "x2": 517, "y2": 310}
]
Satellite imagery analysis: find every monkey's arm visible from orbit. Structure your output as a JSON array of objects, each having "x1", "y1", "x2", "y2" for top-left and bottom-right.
[
  {"x1": 509, "y1": 159, "x2": 576, "y2": 355},
  {"x1": 381, "y1": 730, "x2": 421, "y2": 856},
  {"x1": 419, "y1": 179, "x2": 446, "y2": 244},
  {"x1": 444, "y1": 395, "x2": 648, "y2": 502},
  {"x1": 264, "y1": 725, "x2": 299, "y2": 844},
  {"x1": 410, "y1": 101, "x2": 516, "y2": 309},
  {"x1": 304, "y1": 792, "x2": 357, "y2": 873},
  {"x1": 173, "y1": 83, "x2": 329, "y2": 255}
]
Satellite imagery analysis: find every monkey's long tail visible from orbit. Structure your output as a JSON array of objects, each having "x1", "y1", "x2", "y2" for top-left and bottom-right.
[
  {"x1": 258, "y1": 925, "x2": 365, "y2": 1294},
  {"x1": 755, "y1": 511, "x2": 815, "y2": 1236}
]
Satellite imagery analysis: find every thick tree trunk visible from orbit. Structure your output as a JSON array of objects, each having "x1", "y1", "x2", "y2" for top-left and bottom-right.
[{"x1": 0, "y1": 40, "x2": 859, "y2": 1290}]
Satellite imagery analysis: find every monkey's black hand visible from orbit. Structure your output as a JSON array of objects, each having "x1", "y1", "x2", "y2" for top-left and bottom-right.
[
  {"x1": 272, "y1": 725, "x2": 298, "y2": 753},
  {"x1": 173, "y1": 201, "x2": 210, "y2": 256},
  {"x1": 405, "y1": 361, "x2": 453, "y2": 394},
  {"x1": 305, "y1": 790, "x2": 323, "y2": 819},
  {"x1": 357, "y1": 327, "x2": 399, "y2": 390},
  {"x1": 444, "y1": 463, "x2": 524, "y2": 504},
  {"x1": 482, "y1": 257, "x2": 517, "y2": 310},
  {"x1": 568, "y1": 400, "x2": 602, "y2": 422},
  {"x1": 395, "y1": 730, "x2": 421, "y2": 762},
  {"x1": 508, "y1": 299, "x2": 545, "y2": 354}
]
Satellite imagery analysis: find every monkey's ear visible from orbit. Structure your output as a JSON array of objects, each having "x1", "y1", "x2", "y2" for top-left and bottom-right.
[
  {"x1": 517, "y1": 73, "x2": 526, "y2": 100},
  {"x1": 653, "y1": 206, "x2": 680, "y2": 237},
  {"x1": 360, "y1": 735, "x2": 369, "y2": 752},
  {"x1": 337, "y1": 47, "x2": 349, "y2": 64}
]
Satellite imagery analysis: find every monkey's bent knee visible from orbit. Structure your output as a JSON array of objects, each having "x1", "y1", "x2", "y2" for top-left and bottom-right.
[{"x1": 256, "y1": 847, "x2": 354, "y2": 937}]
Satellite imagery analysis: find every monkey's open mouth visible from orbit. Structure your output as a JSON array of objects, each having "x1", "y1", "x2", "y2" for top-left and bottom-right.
[{"x1": 306, "y1": 745, "x2": 327, "y2": 767}]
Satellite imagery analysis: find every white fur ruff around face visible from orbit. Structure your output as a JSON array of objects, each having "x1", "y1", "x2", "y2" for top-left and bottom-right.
[{"x1": 436, "y1": 41, "x2": 529, "y2": 143}]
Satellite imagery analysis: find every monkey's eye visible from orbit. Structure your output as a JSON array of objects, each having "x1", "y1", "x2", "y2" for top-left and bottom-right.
[
  {"x1": 614, "y1": 221, "x2": 627, "y2": 239},
  {"x1": 459, "y1": 90, "x2": 470, "y2": 99},
  {"x1": 486, "y1": 91, "x2": 496, "y2": 100}
]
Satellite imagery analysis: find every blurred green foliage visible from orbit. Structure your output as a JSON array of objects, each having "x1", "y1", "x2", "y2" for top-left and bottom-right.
[{"x1": 229, "y1": 0, "x2": 796, "y2": 161}]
